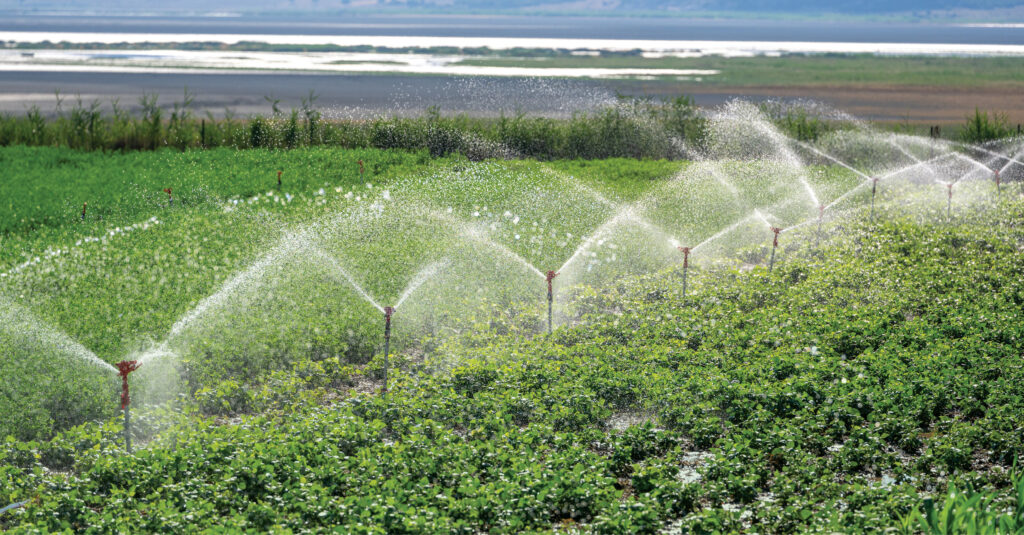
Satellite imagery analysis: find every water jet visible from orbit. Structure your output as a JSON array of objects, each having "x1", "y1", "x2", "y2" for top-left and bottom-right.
[{"x1": 115, "y1": 360, "x2": 140, "y2": 453}]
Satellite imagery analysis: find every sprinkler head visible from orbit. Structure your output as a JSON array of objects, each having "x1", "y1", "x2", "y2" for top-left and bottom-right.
[
  {"x1": 546, "y1": 270, "x2": 559, "y2": 293},
  {"x1": 115, "y1": 360, "x2": 140, "y2": 409},
  {"x1": 994, "y1": 169, "x2": 1000, "y2": 185},
  {"x1": 384, "y1": 306, "x2": 394, "y2": 320},
  {"x1": 770, "y1": 227, "x2": 782, "y2": 247},
  {"x1": 819, "y1": 205, "x2": 825, "y2": 219},
  {"x1": 358, "y1": 160, "x2": 365, "y2": 174},
  {"x1": 947, "y1": 183, "x2": 953, "y2": 198},
  {"x1": 677, "y1": 246, "x2": 691, "y2": 267}
]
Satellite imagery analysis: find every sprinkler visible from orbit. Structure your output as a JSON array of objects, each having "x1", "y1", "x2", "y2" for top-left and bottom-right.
[
  {"x1": 81, "y1": 202, "x2": 87, "y2": 222},
  {"x1": 870, "y1": 178, "x2": 879, "y2": 220},
  {"x1": 163, "y1": 188, "x2": 173, "y2": 207},
  {"x1": 382, "y1": 306, "x2": 393, "y2": 400},
  {"x1": 994, "y1": 169, "x2": 1001, "y2": 198},
  {"x1": 946, "y1": 183, "x2": 953, "y2": 219},
  {"x1": 677, "y1": 246, "x2": 691, "y2": 298},
  {"x1": 358, "y1": 160, "x2": 365, "y2": 175},
  {"x1": 546, "y1": 270, "x2": 558, "y2": 334},
  {"x1": 115, "y1": 360, "x2": 140, "y2": 453},
  {"x1": 768, "y1": 227, "x2": 782, "y2": 273},
  {"x1": 815, "y1": 205, "x2": 825, "y2": 247},
  {"x1": 277, "y1": 170, "x2": 282, "y2": 189}
]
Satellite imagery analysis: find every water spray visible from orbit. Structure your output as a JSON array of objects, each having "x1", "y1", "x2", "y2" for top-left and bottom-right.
[
  {"x1": 677, "y1": 246, "x2": 691, "y2": 298},
  {"x1": 546, "y1": 270, "x2": 558, "y2": 334},
  {"x1": 382, "y1": 306, "x2": 393, "y2": 400},
  {"x1": 768, "y1": 227, "x2": 782, "y2": 273},
  {"x1": 870, "y1": 178, "x2": 879, "y2": 220},
  {"x1": 81, "y1": 202, "x2": 87, "y2": 222},
  {"x1": 277, "y1": 170, "x2": 282, "y2": 189},
  {"x1": 115, "y1": 360, "x2": 140, "y2": 453},
  {"x1": 164, "y1": 188, "x2": 173, "y2": 207}
]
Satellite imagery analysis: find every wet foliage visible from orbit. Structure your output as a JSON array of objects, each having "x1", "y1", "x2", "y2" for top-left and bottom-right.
[{"x1": 1, "y1": 200, "x2": 1023, "y2": 532}]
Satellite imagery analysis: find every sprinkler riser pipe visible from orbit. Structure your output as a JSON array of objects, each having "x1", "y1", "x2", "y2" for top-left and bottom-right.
[
  {"x1": 870, "y1": 180, "x2": 878, "y2": 220},
  {"x1": 545, "y1": 271, "x2": 558, "y2": 334},
  {"x1": 124, "y1": 405, "x2": 131, "y2": 453},
  {"x1": 115, "y1": 360, "x2": 140, "y2": 454},
  {"x1": 677, "y1": 247, "x2": 691, "y2": 299},
  {"x1": 382, "y1": 307, "x2": 393, "y2": 400},
  {"x1": 768, "y1": 227, "x2": 781, "y2": 274}
]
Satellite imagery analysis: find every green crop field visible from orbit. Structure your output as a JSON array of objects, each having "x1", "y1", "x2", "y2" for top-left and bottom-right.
[
  {"x1": 2, "y1": 104, "x2": 1023, "y2": 532},
  {"x1": 455, "y1": 55, "x2": 1024, "y2": 88}
]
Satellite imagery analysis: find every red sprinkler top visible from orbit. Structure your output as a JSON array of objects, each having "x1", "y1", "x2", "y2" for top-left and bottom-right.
[
  {"x1": 115, "y1": 360, "x2": 140, "y2": 410},
  {"x1": 770, "y1": 227, "x2": 782, "y2": 247},
  {"x1": 947, "y1": 183, "x2": 953, "y2": 198},
  {"x1": 546, "y1": 270, "x2": 559, "y2": 294},
  {"x1": 819, "y1": 205, "x2": 825, "y2": 219},
  {"x1": 384, "y1": 306, "x2": 394, "y2": 322},
  {"x1": 358, "y1": 160, "x2": 365, "y2": 174},
  {"x1": 677, "y1": 246, "x2": 691, "y2": 268},
  {"x1": 277, "y1": 170, "x2": 282, "y2": 185},
  {"x1": 994, "y1": 169, "x2": 1000, "y2": 185}
]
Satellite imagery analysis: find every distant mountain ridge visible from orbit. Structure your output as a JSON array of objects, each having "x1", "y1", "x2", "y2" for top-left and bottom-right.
[{"x1": 2, "y1": 0, "x2": 1023, "y2": 16}]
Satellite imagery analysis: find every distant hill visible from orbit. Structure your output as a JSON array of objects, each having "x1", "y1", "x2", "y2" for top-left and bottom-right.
[{"x1": 3, "y1": 0, "x2": 1024, "y2": 16}]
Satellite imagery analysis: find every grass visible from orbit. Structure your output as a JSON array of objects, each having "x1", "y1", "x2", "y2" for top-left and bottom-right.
[
  {"x1": 1, "y1": 137, "x2": 1022, "y2": 531},
  {"x1": 456, "y1": 54, "x2": 1024, "y2": 88}
]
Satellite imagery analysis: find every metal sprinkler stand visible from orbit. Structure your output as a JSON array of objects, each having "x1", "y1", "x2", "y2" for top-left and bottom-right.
[
  {"x1": 870, "y1": 178, "x2": 879, "y2": 220},
  {"x1": 677, "y1": 246, "x2": 691, "y2": 298},
  {"x1": 768, "y1": 227, "x2": 782, "y2": 273},
  {"x1": 115, "y1": 360, "x2": 140, "y2": 453},
  {"x1": 546, "y1": 270, "x2": 558, "y2": 334},
  {"x1": 382, "y1": 306, "x2": 393, "y2": 400}
]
